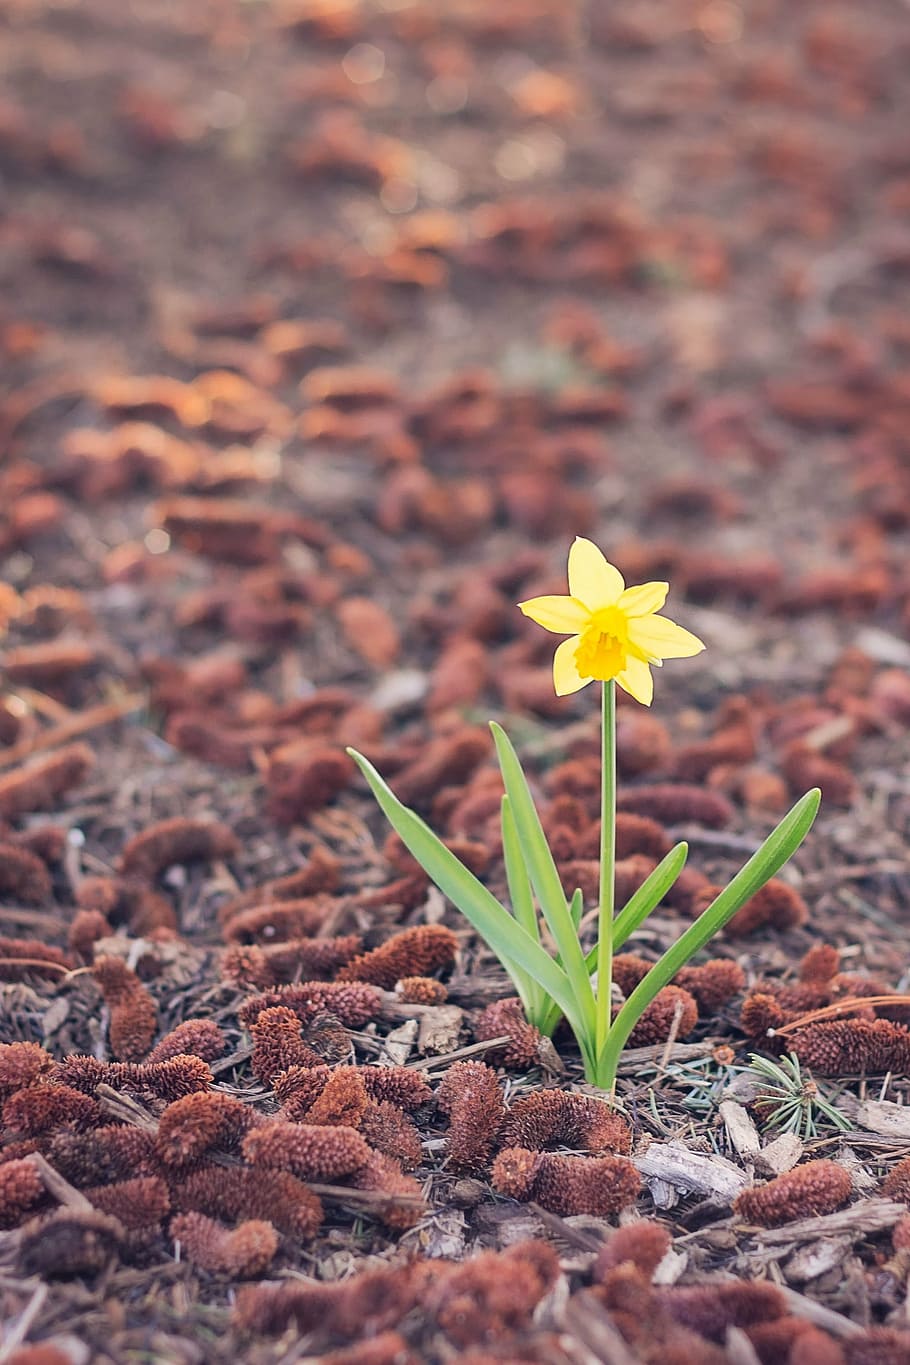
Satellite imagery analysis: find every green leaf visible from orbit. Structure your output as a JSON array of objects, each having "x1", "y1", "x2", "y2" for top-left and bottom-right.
[
  {"x1": 347, "y1": 748, "x2": 586, "y2": 1040},
  {"x1": 597, "y1": 788, "x2": 821, "y2": 1085},
  {"x1": 489, "y1": 723, "x2": 596, "y2": 1032},
  {"x1": 583, "y1": 842, "x2": 689, "y2": 973},
  {"x1": 501, "y1": 795, "x2": 544, "y2": 1020},
  {"x1": 569, "y1": 887, "x2": 584, "y2": 931}
]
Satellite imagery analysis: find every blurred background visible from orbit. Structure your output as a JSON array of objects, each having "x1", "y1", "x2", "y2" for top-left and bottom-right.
[{"x1": 2, "y1": 0, "x2": 910, "y2": 715}]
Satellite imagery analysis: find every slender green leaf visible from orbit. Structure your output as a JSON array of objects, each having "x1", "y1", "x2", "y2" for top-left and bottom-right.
[
  {"x1": 347, "y1": 748, "x2": 586, "y2": 1038},
  {"x1": 583, "y1": 842, "x2": 689, "y2": 973},
  {"x1": 489, "y1": 723, "x2": 596, "y2": 1029},
  {"x1": 501, "y1": 795, "x2": 543, "y2": 1019},
  {"x1": 557, "y1": 890, "x2": 585, "y2": 1021},
  {"x1": 540, "y1": 1000, "x2": 564, "y2": 1038},
  {"x1": 597, "y1": 788, "x2": 821, "y2": 1085}
]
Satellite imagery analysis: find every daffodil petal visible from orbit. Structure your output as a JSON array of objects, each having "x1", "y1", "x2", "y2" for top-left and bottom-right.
[
  {"x1": 618, "y1": 581, "x2": 668, "y2": 617},
  {"x1": 615, "y1": 656, "x2": 654, "y2": 706},
  {"x1": 628, "y1": 614, "x2": 705, "y2": 660},
  {"x1": 518, "y1": 594, "x2": 590, "y2": 635},
  {"x1": 567, "y1": 537, "x2": 624, "y2": 609},
  {"x1": 553, "y1": 636, "x2": 591, "y2": 695}
]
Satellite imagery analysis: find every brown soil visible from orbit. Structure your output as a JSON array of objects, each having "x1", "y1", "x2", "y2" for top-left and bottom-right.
[{"x1": 2, "y1": 1, "x2": 910, "y2": 1361}]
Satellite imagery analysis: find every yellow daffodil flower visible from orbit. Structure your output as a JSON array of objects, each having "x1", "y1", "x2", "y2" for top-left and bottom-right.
[{"x1": 518, "y1": 536, "x2": 705, "y2": 704}]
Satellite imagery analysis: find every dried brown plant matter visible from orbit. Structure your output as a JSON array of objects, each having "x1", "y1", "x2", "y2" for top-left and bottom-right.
[
  {"x1": 76, "y1": 874, "x2": 177, "y2": 935},
  {"x1": 799, "y1": 943, "x2": 841, "y2": 984},
  {"x1": 265, "y1": 741, "x2": 354, "y2": 824},
  {"x1": 348, "y1": 1151, "x2": 426, "y2": 1229},
  {"x1": 594, "y1": 1221, "x2": 672, "y2": 1280},
  {"x1": 68, "y1": 908, "x2": 111, "y2": 959},
  {"x1": 593, "y1": 1264, "x2": 730, "y2": 1364},
  {"x1": 338, "y1": 924, "x2": 457, "y2": 988},
  {"x1": 92, "y1": 955, "x2": 157, "y2": 1061},
  {"x1": 358, "y1": 1065, "x2": 434, "y2": 1111},
  {"x1": 673, "y1": 959, "x2": 746, "y2": 1012},
  {"x1": 360, "y1": 1100, "x2": 423, "y2": 1169},
  {"x1": 0, "y1": 743, "x2": 95, "y2": 819},
  {"x1": 145, "y1": 1018, "x2": 227, "y2": 1064},
  {"x1": 273, "y1": 1071, "x2": 421, "y2": 1164},
  {"x1": 616, "y1": 784, "x2": 733, "y2": 827},
  {"x1": 156, "y1": 1091, "x2": 259, "y2": 1165},
  {"x1": 171, "y1": 1211, "x2": 278, "y2": 1277},
  {"x1": 56, "y1": 1053, "x2": 212, "y2": 1101},
  {"x1": 882, "y1": 1155, "x2": 910, "y2": 1203},
  {"x1": 0, "y1": 1041, "x2": 54, "y2": 1098},
  {"x1": 734, "y1": 1160, "x2": 853, "y2": 1227},
  {"x1": 289, "y1": 1066, "x2": 369, "y2": 1128},
  {"x1": 237, "y1": 980, "x2": 381, "y2": 1029},
  {"x1": 243, "y1": 1120, "x2": 371, "y2": 1179},
  {"x1": 221, "y1": 934, "x2": 362, "y2": 988},
  {"x1": 473, "y1": 996, "x2": 542, "y2": 1068},
  {"x1": 396, "y1": 975, "x2": 448, "y2": 1004},
  {"x1": 626, "y1": 985, "x2": 699, "y2": 1046},
  {"x1": 273, "y1": 1063, "x2": 332, "y2": 1119},
  {"x1": 660, "y1": 1280, "x2": 787, "y2": 1342},
  {"x1": 216, "y1": 848, "x2": 340, "y2": 923},
  {"x1": 727, "y1": 877, "x2": 809, "y2": 935},
  {"x1": 46, "y1": 1125, "x2": 159, "y2": 1186},
  {"x1": 436, "y1": 1061, "x2": 504, "y2": 1171},
  {"x1": 319, "y1": 1334, "x2": 419, "y2": 1365},
  {"x1": 249, "y1": 1005, "x2": 323, "y2": 1083},
  {"x1": 233, "y1": 1264, "x2": 419, "y2": 1338},
  {"x1": 790, "y1": 1018, "x2": 910, "y2": 1075},
  {"x1": 497, "y1": 1088, "x2": 631, "y2": 1154},
  {"x1": 426, "y1": 1242, "x2": 560, "y2": 1349},
  {"x1": 0, "y1": 841, "x2": 52, "y2": 903},
  {"x1": 171, "y1": 1164, "x2": 323, "y2": 1239},
  {"x1": 492, "y1": 1148, "x2": 641, "y2": 1215},
  {"x1": 20, "y1": 1208, "x2": 123, "y2": 1278},
  {"x1": 222, "y1": 895, "x2": 339, "y2": 944},
  {"x1": 85, "y1": 1175, "x2": 170, "y2": 1235},
  {"x1": 0, "y1": 1156, "x2": 46, "y2": 1228},
  {"x1": 5, "y1": 1345, "x2": 74, "y2": 1365},
  {"x1": 3, "y1": 1082, "x2": 101, "y2": 1136},
  {"x1": 119, "y1": 816, "x2": 238, "y2": 880},
  {"x1": 0, "y1": 938, "x2": 72, "y2": 982}
]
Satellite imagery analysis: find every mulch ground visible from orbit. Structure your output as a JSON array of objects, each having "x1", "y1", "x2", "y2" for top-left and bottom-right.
[{"x1": 2, "y1": 1, "x2": 910, "y2": 1361}]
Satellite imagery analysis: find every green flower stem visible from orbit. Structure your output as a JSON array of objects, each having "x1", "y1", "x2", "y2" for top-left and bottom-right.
[{"x1": 595, "y1": 680, "x2": 616, "y2": 1064}]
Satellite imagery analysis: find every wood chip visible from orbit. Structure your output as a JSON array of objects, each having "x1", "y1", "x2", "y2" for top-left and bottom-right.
[
  {"x1": 780, "y1": 1286, "x2": 865, "y2": 1338},
  {"x1": 854, "y1": 1098, "x2": 910, "y2": 1139},
  {"x1": 416, "y1": 1004, "x2": 464, "y2": 1054},
  {"x1": 559, "y1": 1291, "x2": 641, "y2": 1365},
  {"x1": 405, "y1": 1207, "x2": 466, "y2": 1259},
  {"x1": 653, "y1": 1247, "x2": 687, "y2": 1286},
  {"x1": 26, "y1": 1152, "x2": 94, "y2": 1212},
  {"x1": 754, "y1": 1131, "x2": 803, "y2": 1177},
  {"x1": 379, "y1": 1018, "x2": 417, "y2": 1066},
  {"x1": 724, "y1": 1326, "x2": 762, "y2": 1365},
  {"x1": 719, "y1": 1099, "x2": 760, "y2": 1160},
  {"x1": 784, "y1": 1235, "x2": 853, "y2": 1285},
  {"x1": 633, "y1": 1141, "x2": 747, "y2": 1203}
]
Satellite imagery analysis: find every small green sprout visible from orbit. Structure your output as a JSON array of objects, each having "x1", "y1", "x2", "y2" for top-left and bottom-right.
[{"x1": 746, "y1": 1052, "x2": 852, "y2": 1141}]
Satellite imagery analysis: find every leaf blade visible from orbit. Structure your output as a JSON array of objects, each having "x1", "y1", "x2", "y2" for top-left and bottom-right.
[
  {"x1": 347, "y1": 748, "x2": 585, "y2": 1036},
  {"x1": 501, "y1": 795, "x2": 544, "y2": 1019},
  {"x1": 489, "y1": 723, "x2": 596, "y2": 1033},
  {"x1": 600, "y1": 788, "x2": 821, "y2": 1080}
]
